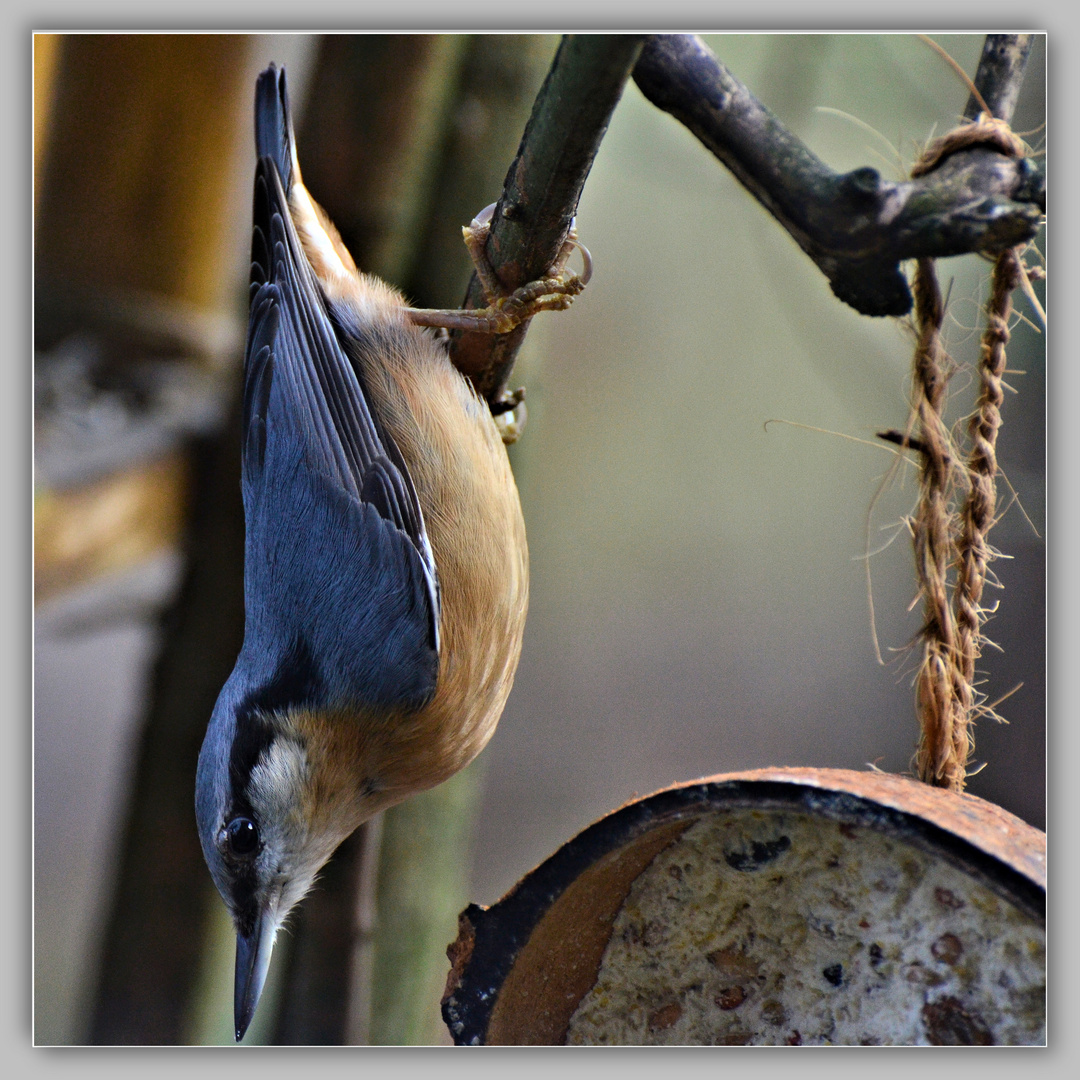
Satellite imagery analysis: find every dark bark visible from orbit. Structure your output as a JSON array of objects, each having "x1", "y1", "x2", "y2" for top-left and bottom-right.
[
  {"x1": 965, "y1": 34, "x2": 1034, "y2": 121},
  {"x1": 448, "y1": 34, "x2": 646, "y2": 402},
  {"x1": 632, "y1": 35, "x2": 1043, "y2": 318}
]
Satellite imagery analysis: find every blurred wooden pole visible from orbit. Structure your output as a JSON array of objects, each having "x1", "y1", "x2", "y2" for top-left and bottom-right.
[
  {"x1": 87, "y1": 404, "x2": 247, "y2": 1045},
  {"x1": 295, "y1": 34, "x2": 469, "y2": 286},
  {"x1": 33, "y1": 34, "x2": 63, "y2": 213},
  {"x1": 369, "y1": 762, "x2": 486, "y2": 1044},
  {"x1": 35, "y1": 34, "x2": 249, "y2": 313},
  {"x1": 31, "y1": 34, "x2": 254, "y2": 1044}
]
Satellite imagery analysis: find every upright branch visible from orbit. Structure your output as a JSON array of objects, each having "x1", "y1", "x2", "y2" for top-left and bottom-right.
[
  {"x1": 964, "y1": 34, "x2": 1034, "y2": 121},
  {"x1": 632, "y1": 34, "x2": 1043, "y2": 317},
  {"x1": 448, "y1": 34, "x2": 645, "y2": 403}
]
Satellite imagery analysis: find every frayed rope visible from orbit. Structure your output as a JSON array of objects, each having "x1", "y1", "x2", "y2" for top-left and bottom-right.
[{"x1": 906, "y1": 115, "x2": 1033, "y2": 792}]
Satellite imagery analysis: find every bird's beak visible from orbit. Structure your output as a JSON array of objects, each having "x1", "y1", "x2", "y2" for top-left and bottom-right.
[{"x1": 234, "y1": 909, "x2": 277, "y2": 1041}]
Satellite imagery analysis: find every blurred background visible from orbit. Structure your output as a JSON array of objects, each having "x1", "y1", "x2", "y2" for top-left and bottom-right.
[{"x1": 33, "y1": 33, "x2": 1045, "y2": 1045}]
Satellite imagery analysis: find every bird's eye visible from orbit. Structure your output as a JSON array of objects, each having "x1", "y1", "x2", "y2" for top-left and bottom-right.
[{"x1": 224, "y1": 816, "x2": 260, "y2": 857}]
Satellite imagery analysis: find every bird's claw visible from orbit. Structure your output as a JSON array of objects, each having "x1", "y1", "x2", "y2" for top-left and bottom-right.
[{"x1": 404, "y1": 203, "x2": 592, "y2": 335}]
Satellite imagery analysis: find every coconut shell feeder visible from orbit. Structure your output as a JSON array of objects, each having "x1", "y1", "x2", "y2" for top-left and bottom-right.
[{"x1": 442, "y1": 768, "x2": 1044, "y2": 1045}]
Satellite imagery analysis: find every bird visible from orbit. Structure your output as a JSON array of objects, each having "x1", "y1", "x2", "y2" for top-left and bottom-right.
[{"x1": 195, "y1": 63, "x2": 589, "y2": 1042}]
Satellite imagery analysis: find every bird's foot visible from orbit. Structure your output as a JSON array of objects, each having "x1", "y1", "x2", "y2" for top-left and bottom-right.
[{"x1": 404, "y1": 203, "x2": 592, "y2": 335}]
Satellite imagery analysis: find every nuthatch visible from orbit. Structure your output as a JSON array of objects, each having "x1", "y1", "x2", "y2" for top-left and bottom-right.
[{"x1": 195, "y1": 64, "x2": 589, "y2": 1041}]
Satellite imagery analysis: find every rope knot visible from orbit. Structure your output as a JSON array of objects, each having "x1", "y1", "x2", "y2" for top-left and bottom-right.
[{"x1": 910, "y1": 113, "x2": 1028, "y2": 178}]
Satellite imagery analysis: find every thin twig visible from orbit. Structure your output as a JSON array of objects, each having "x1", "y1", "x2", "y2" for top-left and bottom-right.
[{"x1": 963, "y1": 34, "x2": 1035, "y2": 122}]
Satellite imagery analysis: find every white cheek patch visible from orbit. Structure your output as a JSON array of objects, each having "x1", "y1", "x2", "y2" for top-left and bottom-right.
[
  {"x1": 245, "y1": 736, "x2": 337, "y2": 924},
  {"x1": 250, "y1": 737, "x2": 310, "y2": 847}
]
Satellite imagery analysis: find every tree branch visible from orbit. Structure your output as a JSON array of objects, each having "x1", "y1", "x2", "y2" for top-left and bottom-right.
[
  {"x1": 448, "y1": 34, "x2": 646, "y2": 402},
  {"x1": 632, "y1": 34, "x2": 1044, "y2": 318},
  {"x1": 965, "y1": 34, "x2": 1034, "y2": 121}
]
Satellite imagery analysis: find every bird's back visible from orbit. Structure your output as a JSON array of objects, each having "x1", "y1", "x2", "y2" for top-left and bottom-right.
[{"x1": 242, "y1": 63, "x2": 527, "y2": 794}]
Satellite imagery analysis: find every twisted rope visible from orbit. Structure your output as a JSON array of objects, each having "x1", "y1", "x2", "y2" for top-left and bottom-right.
[
  {"x1": 909, "y1": 259, "x2": 966, "y2": 789},
  {"x1": 953, "y1": 249, "x2": 1024, "y2": 709},
  {"x1": 906, "y1": 115, "x2": 1031, "y2": 791}
]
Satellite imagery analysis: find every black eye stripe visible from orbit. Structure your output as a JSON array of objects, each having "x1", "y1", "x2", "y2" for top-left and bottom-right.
[
  {"x1": 240, "y1": 634, "x2": 323, "y2": 718},
  {"x1": 228, "y1": 711, "x2": 275, "y2": 798},
  {"x1": 229, "y1": 638, "x2": 319, "y2": 806},
  {"x1": 219, "y1": 815, "x2": 261, "y2": 926},
  {"x1": 231, "y1": 871, "x2": 261, "y2": 938}
]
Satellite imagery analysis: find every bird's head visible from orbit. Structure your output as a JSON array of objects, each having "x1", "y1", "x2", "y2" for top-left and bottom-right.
[{"x1": 195, "y1": 674, "x2": 389, "y2": 1040}]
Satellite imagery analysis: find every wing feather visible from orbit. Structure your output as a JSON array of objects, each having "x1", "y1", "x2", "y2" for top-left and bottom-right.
[{"x1": 239, "y1": 90, "x2": 440, "y2": 708}]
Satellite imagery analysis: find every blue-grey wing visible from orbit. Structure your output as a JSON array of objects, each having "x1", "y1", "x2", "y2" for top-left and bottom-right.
[{"x1": 239, "y1": 153, "x2": 439, "y2": 713}]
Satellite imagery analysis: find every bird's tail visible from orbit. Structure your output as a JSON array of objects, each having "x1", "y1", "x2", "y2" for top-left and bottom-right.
[{"x1": 254, "y1": 63, "x2": 301, "y2": 196}]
